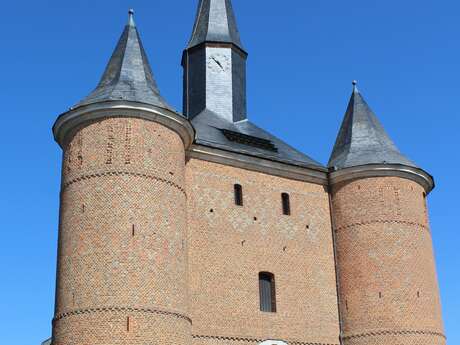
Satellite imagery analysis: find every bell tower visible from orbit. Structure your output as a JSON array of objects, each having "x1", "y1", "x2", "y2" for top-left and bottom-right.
[{"x1": 182, "y1": 0, "x2": 247, "y2": 122}]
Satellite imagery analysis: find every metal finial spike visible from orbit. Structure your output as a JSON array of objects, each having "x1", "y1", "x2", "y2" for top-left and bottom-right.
[
  {"x1": 128, "y1": 9, "x2": 135, "y2": 26},
  {"x1": 352, "y1": 80, "x2": 359, "y2": 93}
]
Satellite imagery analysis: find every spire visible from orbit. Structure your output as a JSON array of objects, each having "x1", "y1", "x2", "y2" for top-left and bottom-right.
[
  {"x1": 328, "y1": 82, "x2": 417, "y2": 169},
  {"x1": 187, "y1": 0, "x2": 244, "y2": 51},
  {"x1": 75, "y1": 10, "x2": 171, "y2": 110}
]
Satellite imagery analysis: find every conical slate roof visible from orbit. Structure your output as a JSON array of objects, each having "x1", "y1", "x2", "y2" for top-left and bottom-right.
[
  {"x1": 75, "y1": 10, "x2": 171, "y2": 110},
  {"x1": 187, "y1": 0, "x2": 244, "y2": 50},
  {"x1": 329, "y1": 82, "x2": 417, "y2": 169}
]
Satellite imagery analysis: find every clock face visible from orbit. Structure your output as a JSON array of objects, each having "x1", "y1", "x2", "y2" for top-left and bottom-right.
[{"x1": 207, "y1": 53, "x2": 230, "y2": 73}]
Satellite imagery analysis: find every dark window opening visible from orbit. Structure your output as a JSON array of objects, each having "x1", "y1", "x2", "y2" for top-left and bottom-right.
[
  {"x1": 234, "y1": 184, "x2": 243, "y2": 206},
  {"x1": 282, "y1": 193, "x2": 291, "y2": 215},
  {"x1": 259, "y1": 272, "x2": 276, "y2": 312}
]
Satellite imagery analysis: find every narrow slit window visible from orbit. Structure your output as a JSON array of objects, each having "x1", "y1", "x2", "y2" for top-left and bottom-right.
[
  {"x1": 234, "y1": 184, "x2": 243, "y2": 206},
  {"x1": 282, "y1": 193, "x2": 291, "y2": 215},
  {"x1": 259, "y1": 272, "x2": 276, "y2": 312}
]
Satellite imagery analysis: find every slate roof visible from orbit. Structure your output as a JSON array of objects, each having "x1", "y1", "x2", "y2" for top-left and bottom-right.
[
  {"x1": 328, "y1": 82, "x2": 417, "y2": 169},
  {"x1": 75, "y1": 10, "x2": 171, "y2": 110},
  {"x1": 192, "y1": 109, "x2": 325, "y2": 169},
  {"x1": 187, "y1": 0, "x2": 245, "y2": 51}
]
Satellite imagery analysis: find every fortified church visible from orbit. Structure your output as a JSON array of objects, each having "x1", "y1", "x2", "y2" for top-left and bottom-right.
[{"x1": 47, "y1": 1, "x2": 446, "y2": 345}]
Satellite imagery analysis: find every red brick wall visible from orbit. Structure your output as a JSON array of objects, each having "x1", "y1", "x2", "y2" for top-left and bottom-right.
[
  {"x1": 51, "y1": 115, "x2": 445, "y2": 345},
  {"x1": 52, "y1": 117, "x2": 191, "y2": 345},
  {"x1": 185, "y1": 159, "x2": 340, "y2": 345},
  {"x1": 331, "y1": 177, "x2": 445, "y2": 345}
]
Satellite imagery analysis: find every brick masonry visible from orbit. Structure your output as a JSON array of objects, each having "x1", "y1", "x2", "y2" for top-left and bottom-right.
[
  {"x1": 52, "y1": 116, "x2": 445, "y2": 345},
  {"x1": 331, "y1": 177, "x2": 445, "y2": 345},
  {"x1": 53, "y1": 117, "x2": 191, "y2": 345},
  {"x1": 186, "y1": 159, "x2": 340, "y2": 345}
]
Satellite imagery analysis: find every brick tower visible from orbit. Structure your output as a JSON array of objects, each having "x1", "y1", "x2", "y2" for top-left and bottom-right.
[
  {"x1": 51, "y1": 11, "x2": 194, "y2": 345},
  {"x1": 328, "y1": 82, "x2": 445, "y2": 345}
]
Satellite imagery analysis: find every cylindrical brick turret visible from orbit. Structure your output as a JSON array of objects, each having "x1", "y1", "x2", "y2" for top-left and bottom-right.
[
  {"x1": 52, "y1": 109, "x2": 194, "y2": 345},
  {"x1": 331, "y1": 176, "x2": 445, "y2": 345}
]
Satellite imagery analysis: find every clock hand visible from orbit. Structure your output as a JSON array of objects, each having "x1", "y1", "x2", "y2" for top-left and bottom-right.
[{"x1": 212, "y1": 57, "x2": 224, "y2": 70}]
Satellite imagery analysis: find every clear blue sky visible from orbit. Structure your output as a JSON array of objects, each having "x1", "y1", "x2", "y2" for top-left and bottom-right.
[{"x1": 1, "y1": 0, "x2": 458, "y2": 343}]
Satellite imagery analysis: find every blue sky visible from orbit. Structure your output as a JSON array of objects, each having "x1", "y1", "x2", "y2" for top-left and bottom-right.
[{"x1": 1, "y1": 0, "x2": 458, "y2": 343}]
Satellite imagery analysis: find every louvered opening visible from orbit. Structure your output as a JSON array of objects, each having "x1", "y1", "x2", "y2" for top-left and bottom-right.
[{"x1": 221, "y1": 129, "x2": 278, "y2": 152}]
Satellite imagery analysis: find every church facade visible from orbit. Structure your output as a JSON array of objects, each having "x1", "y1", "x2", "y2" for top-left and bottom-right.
[{"x1": 48, "y1": 1, "x2": 446, "y2": 345}]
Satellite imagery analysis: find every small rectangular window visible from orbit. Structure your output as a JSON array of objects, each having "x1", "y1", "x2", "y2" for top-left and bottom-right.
[
  {"x1": 234, "y1": 184, "x2": 243, "y2": 206},
  {"x1": 259, "y1": 272, "x2": 276, "y2": 312},
  {"x1": 282, "y1": 193, "x2": 290, "y2": 215}
]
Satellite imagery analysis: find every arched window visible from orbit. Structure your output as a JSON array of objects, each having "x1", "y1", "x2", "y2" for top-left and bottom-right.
[
  {"x1": 281, "y1": 193, "x2": 290, "y2": 215},
  {"x1": 259, "y1": 272, "x2": 276, "y2": 312},
  {"x1": 234, "y1": 184, "x2": 243, "y2": 206}
]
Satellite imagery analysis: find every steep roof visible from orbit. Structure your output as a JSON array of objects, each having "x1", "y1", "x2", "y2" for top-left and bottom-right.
[
  {"x1": 329, "y1": 82, "x2": 417, "y2": 169},
  {"x1": 192, "y1": 109, "x2": 325, "y2": 169},
  {"x1": 187, "y1": 0, "x2": 244, "y2": 51},
  {"x1": 75, "y1": 10, "x2": 171, "y2": 110}
]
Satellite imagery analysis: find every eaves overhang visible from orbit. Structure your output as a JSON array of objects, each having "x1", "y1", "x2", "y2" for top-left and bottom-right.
[
  {"x1": 188, "y1": 143, "x2": 329, "y2": 185},
  {"x1": 328, "y1": 163, "x2": 435, "y2": 194},
  {"x1": 53, "y1": 101, "x2": 195, "y2": 150}
]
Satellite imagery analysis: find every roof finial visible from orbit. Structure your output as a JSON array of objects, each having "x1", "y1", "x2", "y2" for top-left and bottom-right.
[
  {"x1": 352, "y1": 80, "x2": 359, "y2": 93},
  {"x1": 128, "y1": 9, "x2": 135, "y2": 27}
]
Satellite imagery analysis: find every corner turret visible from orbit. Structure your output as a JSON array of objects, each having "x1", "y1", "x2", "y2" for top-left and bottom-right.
[
  {"x1": 51, "y1": 11, "x2": 193, "y2": 345},
  {"x1": 329, "y1": 82, "x2": 445, "y2": 345}
]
